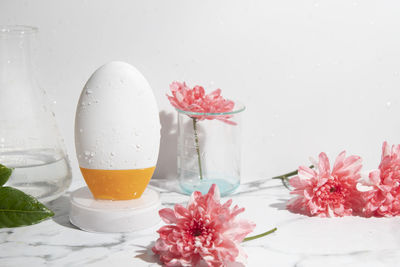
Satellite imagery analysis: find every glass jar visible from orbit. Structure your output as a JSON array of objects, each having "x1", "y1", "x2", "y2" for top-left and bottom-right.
[
  {"x1": 177, "y1": 103, "x2": 245, "y2": 196},
  {"x1": 0, "y1": 25, "x2": 72, "y2": 202}
]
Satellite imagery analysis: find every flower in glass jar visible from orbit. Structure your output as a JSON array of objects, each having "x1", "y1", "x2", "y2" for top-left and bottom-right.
[
  {"x1": 152, "y1": 184, "x2": 256, "y2": 267},
  {"x1": 358, "y1": 142, "x2": 400, "y2": 217},
  {"x1": 167, "y1": 81, "x2": 235, "y2": 124},
  {"x1": 287, "y1": 151, "x2": 362, "y2": 217}
]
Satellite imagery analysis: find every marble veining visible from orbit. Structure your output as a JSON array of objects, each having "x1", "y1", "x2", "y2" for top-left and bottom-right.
[{"x1": 1, "y1": 178, "x2": 400, "y2": 267}]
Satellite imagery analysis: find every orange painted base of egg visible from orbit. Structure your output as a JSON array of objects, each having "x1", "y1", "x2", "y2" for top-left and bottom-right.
[{"x1": 80, "y1": 166, "x2": 156, "y2": 200}]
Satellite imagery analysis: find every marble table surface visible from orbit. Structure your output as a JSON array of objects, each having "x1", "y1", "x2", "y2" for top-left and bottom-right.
[{"x1": 1, "y1": 177, "x2": 400, "y2": 267}]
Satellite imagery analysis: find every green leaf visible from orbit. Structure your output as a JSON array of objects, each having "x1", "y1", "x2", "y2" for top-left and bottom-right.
[
  {"x1": 0, "y1": 187, "x2": 54, "y2": 228},
  {"x1": 0, "y1": 164, "x2": 12, "y2": 187}
]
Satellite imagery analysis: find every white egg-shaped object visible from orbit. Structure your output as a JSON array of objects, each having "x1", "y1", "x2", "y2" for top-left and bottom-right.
[{"x1": 75, "y1": 61, "x2": 160, "y2": 200}]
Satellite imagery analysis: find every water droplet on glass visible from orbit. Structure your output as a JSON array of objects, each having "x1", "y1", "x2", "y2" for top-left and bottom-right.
[
  {"x1": 53, "y1": 100, "x2": 57, "y2": 105},
  {"x1": 394, "y1": 72, "x2": 399, "y2": 76},
  {"x1": 81, "y1": 101, "x2": 86, "y2": 106},
  {"x1": 88, "y1": 102, "x2": 92, "y2": 105},
  {"x1": 78, "y1": 155, "x2": 82, "y2": 158},
  {"x1": 6, "y1": 60, "x2": 10, "y2": 64},
  {"x1": 120, "y1": 79, "x2": 124, "y2": 84},
  {"x1": 0, "y1": 138, "x2": 5, "y2": 143},
  {"x1": 110, "y1": 152, "x2": 115, "y2": 156},
  {"x1": 386, "y1": 101, "x2": 392, "y2": 108},
  {"x1": 90, "y1": 152, "x2": 95, "y2": 157},
  {"x1": 79, "y1": 129, "x2": 83, "y2": 133},
  {"x1": 136, "y1": 144, "x2": 142, "y2": 150},
  {"x1": 51, "y1": 112, "x2": 55, "y2": 117},
  {"x1": 84, "y1": 151, "x2": 90, "y2": 156},
  {"x1": 86, "y1": 89, "x2": 93, "y2": 95}
]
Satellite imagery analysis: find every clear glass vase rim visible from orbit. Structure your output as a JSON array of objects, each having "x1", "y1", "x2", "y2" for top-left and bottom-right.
[
  {"x1": 175, "y1": 102, "x2": 246, "y2": 116},
  {"x1": 0, "y1": 25, "x2": 38, "y2": 35}
]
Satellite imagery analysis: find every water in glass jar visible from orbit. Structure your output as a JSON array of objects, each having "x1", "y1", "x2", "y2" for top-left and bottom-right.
[{"x1": 0, "y1": 149, "x2": 72, "y2": 202}]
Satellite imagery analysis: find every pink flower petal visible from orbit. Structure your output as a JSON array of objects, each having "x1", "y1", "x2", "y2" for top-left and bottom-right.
[{"x1": 159, "y1": 208, "x2": 178, "y2": 224}]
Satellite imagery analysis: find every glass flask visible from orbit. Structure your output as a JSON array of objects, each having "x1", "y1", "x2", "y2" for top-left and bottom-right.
[
  {"x1": 177, "y1": 103, "x2": 245, "y2": 196},
  {"x1": 0, "y1": 25, "x2": 72, "y2": 202}
]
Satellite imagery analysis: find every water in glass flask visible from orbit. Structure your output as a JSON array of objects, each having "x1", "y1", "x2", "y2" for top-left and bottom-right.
[{"x1": 1, "y1": 149, "x2": 72, "y2": 202}]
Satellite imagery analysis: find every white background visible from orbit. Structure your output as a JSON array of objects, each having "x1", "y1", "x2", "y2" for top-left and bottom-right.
[{"x1": 1, "y1": 0, "x2": 400, "y2": 183}]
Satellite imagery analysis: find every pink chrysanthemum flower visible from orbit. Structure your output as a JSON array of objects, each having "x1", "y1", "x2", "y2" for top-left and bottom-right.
[
  {"x1": 359, "y1": 142, "x2": 400, "y2": 217},
  {"x1": 152, "y1": 184, "x2": 256, "y2": 267},
  {"x1": 167, "y1": 81, "x2": 235, "y2": 124},
  {"x1": 287, "y1": 151, "x2": 362, "y2": 217}
]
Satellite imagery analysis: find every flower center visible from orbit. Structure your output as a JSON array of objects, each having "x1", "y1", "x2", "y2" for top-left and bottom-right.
[
  {"x1": 189, "y1": 219, "x2": 206, "y2": 237},
  {"x1": 314, "y1": 178, "x2": 346, "y2": 204}
]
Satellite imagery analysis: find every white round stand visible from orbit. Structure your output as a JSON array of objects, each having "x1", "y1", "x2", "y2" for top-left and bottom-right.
[{"x1": 69, "y1": 186, "x2": 161, "y2": 233}]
